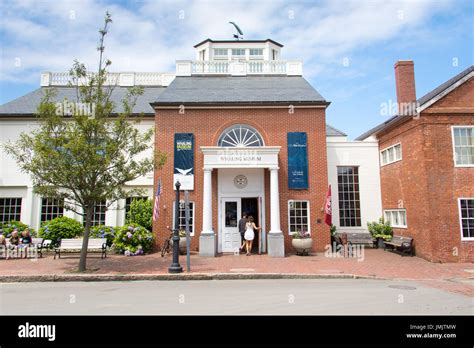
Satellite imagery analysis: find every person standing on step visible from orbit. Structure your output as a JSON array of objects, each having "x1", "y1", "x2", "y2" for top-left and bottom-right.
[{"x1": 244, "y1": 216, "x2": 261, "y2": 256}]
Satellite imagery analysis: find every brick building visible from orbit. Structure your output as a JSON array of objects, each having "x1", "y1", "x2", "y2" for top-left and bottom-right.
[
  {"x1": 152, "y1": 39, "x2": 332, "y2": 257},
  {"x1": 357, "y1": 62, "x2": 474, "y2": 262},
  {"x1": 0, "y1": 37, "x2": 384, "y2": 258}
]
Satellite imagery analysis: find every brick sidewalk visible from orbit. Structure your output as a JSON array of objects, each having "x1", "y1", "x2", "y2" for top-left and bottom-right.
[{"x1": 1, "y1": 249, "x2": 472, "y2": 296}]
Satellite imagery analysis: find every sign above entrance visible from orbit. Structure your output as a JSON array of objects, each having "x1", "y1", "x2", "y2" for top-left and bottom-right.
[{"x1": 201, "y1": 146, "x2": 280, "y2": 169}]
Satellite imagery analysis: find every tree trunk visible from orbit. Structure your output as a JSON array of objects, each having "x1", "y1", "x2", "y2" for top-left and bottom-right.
[{"x1": 78, "y1": 204, "x2": 93, "y2": 272}]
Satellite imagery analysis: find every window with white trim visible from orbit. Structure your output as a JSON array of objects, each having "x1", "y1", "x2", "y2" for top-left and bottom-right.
[
  {"x1": 0, "y1": 198, "x2": 22, "y2": 223},
  {"x1": 83, "y1": 200, "x2": 106, "y2": 227},
  {"x1": 217, "y1": 124, "x2": 264, "y2": 147},
  {"x1": 288, "y1": 200, "x2": 310, "y2": 234},
  {"x1": 384, "y1": 209, "x2": 407, "y2": 228},
  {"x1": 213, "y1": 48, "x2": 228, "y2": 58},
  {"x1": 337, "y1": 166, "x2": 361, "y2": 227},
  {"x1": 459, "y1": 198, "x2": 474, "y2": 240},
  {"x1": 40, "y1": 198, "x2": 64, "y2": 223},
  {"x1": 173, "y1": 201, "x2": 195, "y2": 236},
  {"x1": 249, "y1": 48, "x2": 263, "y2": 56},
  {"x1": 452, "y1": 126, "x2": 474, "y2": 166},
  {"x1": 231, "y1": 48, "x2": 245, "y2": 56},
  {"x1": 380, "y1": 143, "x2": 402, "y2": 166}
]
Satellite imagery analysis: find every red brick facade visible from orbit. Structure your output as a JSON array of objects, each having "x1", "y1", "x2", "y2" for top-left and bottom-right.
[
  {"x1": 378, "y1": 77, "x2": 474, "y2": 262},
  {"x1": 153, "y1": 107, "x2": 330, "y2": 254}
]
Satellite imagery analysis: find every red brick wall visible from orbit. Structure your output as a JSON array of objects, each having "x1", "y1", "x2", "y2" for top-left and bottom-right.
[
  {"x1": 153, "y1": 107, "x2": 330, "y2": 254},
  {"x1": 378, "y1": 77, "x2": 474, "y2": 262}
]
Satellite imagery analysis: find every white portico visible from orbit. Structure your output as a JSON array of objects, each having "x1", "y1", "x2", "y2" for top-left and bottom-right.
[{"x1": 199, "y1": 145, "x2": 284, "y2": 257}]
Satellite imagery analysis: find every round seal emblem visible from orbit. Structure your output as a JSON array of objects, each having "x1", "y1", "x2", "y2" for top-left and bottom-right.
[{"x1": 234, "y1": 175, "x2": 248, "y2": 189}]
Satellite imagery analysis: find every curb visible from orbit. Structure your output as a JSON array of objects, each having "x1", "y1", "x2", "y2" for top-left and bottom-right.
[{"x1": 0, "y1": 273, "x2": 387, "y2": 283}]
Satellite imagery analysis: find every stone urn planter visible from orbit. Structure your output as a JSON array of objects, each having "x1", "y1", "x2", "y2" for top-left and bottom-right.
[
  {"x1": 179, "y1": 236, "x2": 190, "y2": 255},
  {"x1": 292, "y1": 238, "x2": 313, "y2": 256}
]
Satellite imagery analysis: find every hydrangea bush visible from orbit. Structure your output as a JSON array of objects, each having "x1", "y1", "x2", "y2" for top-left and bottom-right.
[
  {"x1": 0, "y1": 221, "x2": 36, "y2": 238},
  {"x1": 113, "y1": 223, "x2": 154, "y2": 256},
  {"x1": 39, "y1": 216, "x2": 84, "y2": 247},
  {"x1": 89, "y1": 225, "x2": 116, "y2": 247}
]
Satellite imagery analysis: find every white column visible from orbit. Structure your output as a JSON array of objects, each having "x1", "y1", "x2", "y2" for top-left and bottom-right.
[
  {"x1": 202, "y1": 168, "x2": 213, "y2": 234},
  {"x1": 269, "y1": 167, "x2": 281, "y2": 233},
  {"x1": 21, "y1": 187, "x2": 34, "y2": 227}
]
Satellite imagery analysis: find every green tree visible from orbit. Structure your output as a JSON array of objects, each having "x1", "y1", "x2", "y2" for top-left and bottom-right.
[
  {"x1": 3, "y1": 12, "x2": 166, "y2": 271},
  {"x1": 126, "y1": 198, "x2": 153, "y2": 231}
]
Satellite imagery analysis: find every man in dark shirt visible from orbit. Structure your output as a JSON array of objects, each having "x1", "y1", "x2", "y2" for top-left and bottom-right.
[{"x1": 238, "y1": 212, "x2": 248, "y2": 252}]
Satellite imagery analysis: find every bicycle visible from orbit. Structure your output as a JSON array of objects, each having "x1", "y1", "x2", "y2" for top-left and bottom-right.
[{"x1": 160, "y1": 228, "x2": 174, "y2": 257}]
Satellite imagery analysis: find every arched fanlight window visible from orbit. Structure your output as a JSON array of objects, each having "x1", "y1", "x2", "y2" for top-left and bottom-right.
[{"x1": 217, "y1": 124, "x2": 264, "y2": 147}]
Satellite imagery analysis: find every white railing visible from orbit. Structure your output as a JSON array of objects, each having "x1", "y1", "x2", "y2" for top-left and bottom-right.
[
  {"x1": 246, "y1": 60, "x2": 287, "y2": 74},
  {"x1": 41, "y1": 72, "x2": 175, "y2": 87},
  {"x1": 192, "y1": 61, "x2": 229, "y2": 74},
  {"x1": 135, "y1": 72, "x2": 162, "y2": 85},
  {"x1": 176, "y1": 60, "x2": 303, "y2": 76}
]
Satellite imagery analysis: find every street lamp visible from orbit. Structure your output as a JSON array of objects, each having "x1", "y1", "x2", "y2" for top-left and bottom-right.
[{"x1": 168, "y1": 181, "x2": 183, "y2": 273}]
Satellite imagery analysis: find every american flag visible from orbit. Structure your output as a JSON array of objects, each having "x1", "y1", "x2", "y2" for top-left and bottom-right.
[{"x1": 153, "y1": 179, "x2": 162, "y2": 222}]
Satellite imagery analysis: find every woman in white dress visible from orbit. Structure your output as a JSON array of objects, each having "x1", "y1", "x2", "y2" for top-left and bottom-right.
[{"x1": 244, "y1": 216, "x2": 261, "y2": 256}]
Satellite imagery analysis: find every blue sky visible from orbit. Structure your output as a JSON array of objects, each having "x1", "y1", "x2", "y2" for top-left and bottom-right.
[{"x1": 1, "y1": 0, "x2": 473, "y2": 139}]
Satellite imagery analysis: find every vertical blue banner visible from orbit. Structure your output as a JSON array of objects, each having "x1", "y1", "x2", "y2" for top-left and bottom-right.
[
  {"x1": 174, "y1": 133, "x2": 194, "y2": 190},
  {"x1": 287, "y1": 132, "x2": 308, "y2": 189}
]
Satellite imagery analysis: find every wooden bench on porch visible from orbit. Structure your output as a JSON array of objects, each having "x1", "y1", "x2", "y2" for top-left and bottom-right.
[
  {"x1": 383, "y1": 235, "x2": 414, "y2": 256},
  {"x1": 54, "y1": 238, "x2": 107, "y2": 259}
]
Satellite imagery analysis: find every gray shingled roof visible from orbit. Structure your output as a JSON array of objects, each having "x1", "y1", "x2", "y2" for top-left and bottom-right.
[
  {"x1": 0, "y1": 86, "x2": 166, "y2": 115},
  {"x1": 151, "y1": 76, "x2": 328, "y2": 106},
  {"x1": 0, "y1": 79, "x2": 343, "y2": 135},
  {"x1": 356, "y1": 65, "x2": 474, "y2": 140}
]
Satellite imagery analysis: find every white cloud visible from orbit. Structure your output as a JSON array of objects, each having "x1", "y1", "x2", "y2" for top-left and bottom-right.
[{"x1": 0, "y1": 0, "x2": 457, "y2": 84}]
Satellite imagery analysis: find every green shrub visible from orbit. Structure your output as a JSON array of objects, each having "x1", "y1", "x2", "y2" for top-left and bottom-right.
[
  {"x1": 0, "y1": 221, "x2": 36, "y2": 237},
  {"x1": 39, "y1": 216, "x2": 84, "y2": 246},
  {"x1": 113, "y1": 223, "x2": 154, "y2": 255},
  {"x1": 367, "y1": 218, "x2": 393, "y2": 240},
  {"x1": 90, "y1": 225, "x2": 116, "y2": 247},
  {"x1": 126, "y1": 199, "x2": 152, "y2": 231}
]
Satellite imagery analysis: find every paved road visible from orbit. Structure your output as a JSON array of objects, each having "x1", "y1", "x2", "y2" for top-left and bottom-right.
[{"x1": 0, "y1": 279, "x2": 472, "y2": 315}]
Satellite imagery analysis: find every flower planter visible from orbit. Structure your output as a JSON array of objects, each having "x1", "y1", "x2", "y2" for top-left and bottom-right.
[
  {"x1": 377, "y1": 238, "x2": 385, "y2": 249},
  {"x1": 292, "y1": 238, "x2": 313, "y2": 256},
  {"x1": 179, "y1": 236, "x2": 190, "y2": 255}
]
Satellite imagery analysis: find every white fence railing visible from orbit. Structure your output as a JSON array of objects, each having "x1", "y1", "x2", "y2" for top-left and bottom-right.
[
  {"x1": 41, "y1": 72, "x2": 175, "y2": 87},
  {"x1": 176, "y1": 60, "x2": 303, "y2": 76}
]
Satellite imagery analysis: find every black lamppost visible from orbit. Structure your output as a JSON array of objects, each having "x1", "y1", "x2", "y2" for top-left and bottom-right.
[{"x1": 168, "y1": 181, "x2": 183, "y2": 273}]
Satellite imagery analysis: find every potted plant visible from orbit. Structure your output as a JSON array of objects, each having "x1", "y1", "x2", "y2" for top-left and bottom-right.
[
  {"x1": 178, "y1": 229, "x2": 190, "y2": 255},
  {"x1": 291, "y1": 229, "x2": 313, "y2": 256},
  {"x1": 367, "y1": 218, "x2": 393, "y2": 248}
]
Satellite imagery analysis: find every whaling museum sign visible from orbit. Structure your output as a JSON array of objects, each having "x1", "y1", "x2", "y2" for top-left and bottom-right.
[{"x1": 201, "y1": 146, "x2": 281, "y2": 169}]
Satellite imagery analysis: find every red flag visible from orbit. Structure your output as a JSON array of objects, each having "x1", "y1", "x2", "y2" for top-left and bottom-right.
[{"x1": 324, "y1": 185, "x2": 332, "y2": 226}]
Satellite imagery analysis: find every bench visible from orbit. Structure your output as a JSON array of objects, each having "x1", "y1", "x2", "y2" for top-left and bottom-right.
[
  {"x1": 54, "y1": 238, "x2": 107, "y2": 259},
  {"x1": 346, "y1": 233, "x2": 376, "y2": 248},
  {"x1": 31, "y1": 238, "x2": 52, "y2": 258},
  {"x1": 1, "y1": 237, "x2": 52, "y2": 259},
  {"x1": 384, "y1": 235, "x2": 414, "y2": 256}
]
